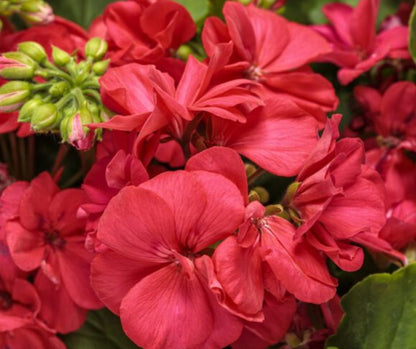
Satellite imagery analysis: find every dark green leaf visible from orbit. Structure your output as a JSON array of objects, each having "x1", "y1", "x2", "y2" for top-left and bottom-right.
[
  {"x1": 326, "y1": 264, "x2": 416, "y2": 349},
  {"x1": 409, "y1": 4, "x2": 416, "y2": 64},
  {"x1": 64, "y1": 308, "x2": 140, "y2": 349},
  {"x1": 48, "y1": 0, "x2": 116, "y2": 28}
]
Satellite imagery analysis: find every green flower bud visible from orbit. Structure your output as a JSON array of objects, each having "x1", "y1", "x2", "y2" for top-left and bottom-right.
[
  {"x1": 31, "y1": 103, "x2": 60, "y2": 131},
  {"x1": 64, "y1": 102, "x2": 95, "y2": 150},
  {"x1": 85, "y1": 38, "x2": 108, "y2": 61},
  {"x1": 92, "y1": 59, "x2": 110, "y2": 76},
  {"x1": 18, "y1": 96, "x2": 44, "y2": 122},
  {"x1": 20, "y1": 1, "x2": 54, "y2": 25},
  {"x1": 60, "y1": 115, "x2": 70, "y2": 141},
  {"x1": 49, "y1": 81, "x2": 69, "y2": 97},
  {"x1": 18, "y1": 41, "x2": 47, "y2": 64},
  {"x1": 0, "y1": 52, "x2": 36, "y2": 79},
  {"x1": 0, "y1": 81, "x2": 31, "y2": 112},
  {"x1": 176, "y1": 45, "x2": 193, "y2": 60},
  {"x1": 52, "y1": 46, "x2": 71, "y2": 67}
]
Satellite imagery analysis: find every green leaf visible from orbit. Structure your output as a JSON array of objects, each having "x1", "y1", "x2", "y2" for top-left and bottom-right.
[
  {"x1": 409, "y1": 4, "x2": 416, "y2": 64},
  {"x1": 326, "y1": 264, "x2": 416, "y2": 349},
  {"x1": 64, "y1": 308, "x2": 140, "y2": 349},
  {"x1": 48, "y1": 0, "x2": 116, "y2": 28},
  {"x1": 173, "y1": 0, "x2": 211, "y2": 28}
]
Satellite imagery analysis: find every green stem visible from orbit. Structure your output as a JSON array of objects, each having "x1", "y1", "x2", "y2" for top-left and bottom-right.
[
  {"x1": 83, "y1": 89, "x2": 101, "y2": 103},
  {"x1": 55, "y1": 93, "x2": 74, "y2": 109},
  {"x1": 31, "y1": 82, "x2": 53, "y2": 92},
  {"x1": 71, "y1": 87, "x2": 86, "y2": 109},
  {"x1": 43, "y1": 69, "x2": 73, "y2": 84}
]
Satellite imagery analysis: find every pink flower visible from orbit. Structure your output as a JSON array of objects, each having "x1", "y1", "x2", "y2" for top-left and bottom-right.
[
  {"x1": 4, "y1": 172, "x2": 101, "y2": 333},
  {"x1": 313, "y1": 0, "x2": 409, "y2": 85},
  {"x1": 91, "y1": 166, "x2": 247, "y2": 348}
]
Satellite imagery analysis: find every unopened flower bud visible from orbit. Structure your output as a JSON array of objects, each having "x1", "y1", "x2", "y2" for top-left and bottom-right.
[
  {"x1": 176, "y1": 45, "x2": 193, "y2": 60},
  {"x1": 283, "y1": 181, "x2": 300, "y2": 205},
  {"x1": 18, "y1": 96, "x2": 44, "y2": 122},
  {"x1": 92, "y1": 59, "x2": 109, "y2": 76},
  {"x1": 52, "y1": 46, "x2": 71, "y2": 67},
  {"x1": 49, "y1": 81, "x2": 69, "y2": 97},
  {"x1": 85, "y1": 38, "x2": 108, "y2": 61},
  {"x1": 31, "y1": 103, "x2": 60, "y2": 131},
  {"x1": 20, "y1": 1, "x2": 54, "y2": 25},
  {"x1": 0, "y1": 81, "x2": 31, "y2": 112},
  {"x1": 0, "y1": 52, "x2": 36, "y2": 79},
  {"x1": 17, "y1": 41, "x2": 47, "y2": 64},
  {"x1": 253, "y1": 186, "x2": 269, "y2": 203},
  {"x1": 248, "y1": 190, "x2": 261, "y2": 202},
  {"x1": 245, "y1": 163, "x2": 257, "y2": 178},
  {"x1": 64, "y1": 103, "x2": 94, "y2": 150}
]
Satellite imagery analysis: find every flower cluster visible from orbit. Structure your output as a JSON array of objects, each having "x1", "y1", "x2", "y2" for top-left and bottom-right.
[{"x1": 0, "y1": 0, "x2": 414, "y2": 348}]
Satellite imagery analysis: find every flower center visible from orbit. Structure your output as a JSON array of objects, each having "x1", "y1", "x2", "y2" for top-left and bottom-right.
[
  {"x1": 244, "y1": 65, "x2": 265, "y2": 82},
  {"x1": 44, "y1": 230, "x2": 66, "y2": 249},
  {"x1": 0, "y1": 290, "x2": 12, "y2": 310}
]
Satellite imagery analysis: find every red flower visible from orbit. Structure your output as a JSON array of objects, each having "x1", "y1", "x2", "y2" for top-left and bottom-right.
[
  {"x1": 202, "y1": 2, "x2": 337, "y2": 122},
  {"x1": 203, "y1": 97, "x2": 320, "y2": 177},
  {"x1": 0, "y1": 255, "x2": 65, "y2": 349},
  {"x1": 286, "y1": 116, "x2": 403, "y2": 271},
  {"x1": 355, "y1": 82, "x2": 416, "y2": 153},
  {"x1": 91, "y1": 167, "x2": 247, "y2": 348},
  {"x1": 313, "y1": 0, "x2": 409, "y2": 85},
  {"x1": 4, "y1": 172, "x2": 101, "y2": 333},
  {"x1": 98, "y1": 45, "x2": 262, "y2": 158},
  {"x1": 186, "y1": 148, "x2": 336, "y2": 309},
  {"x1": 102, "y1": 0, "x2": 195, "y2": 68},
  {"x1": 80, "y1": 131, "x2": 149, "y2": 252}
]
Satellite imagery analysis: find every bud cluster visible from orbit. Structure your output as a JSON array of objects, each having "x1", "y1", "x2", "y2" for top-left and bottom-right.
[
  {"x1": 0, "y1": 38, "x2": 110, "y2": 150},
  {"x1": 0, "y1": 0, "x2": 54, "y2": 28}
]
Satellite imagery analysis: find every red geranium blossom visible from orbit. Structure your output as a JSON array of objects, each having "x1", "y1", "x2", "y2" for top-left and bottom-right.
[
  {"x1": 202, "y1": 1, "x2": 337, "y2": 122},
  {"x1": 286, "y1": 116, "x2": 404, "y2": 271},
  {"x1": 3, "y1": 172, "x2": 101, "y2": 333},
  {"x1": 91, "y1": 165, "x2": 247, "y2": 348},
  {"x1": 313, "y1": 0, "x2": 409, "y2": 85}
]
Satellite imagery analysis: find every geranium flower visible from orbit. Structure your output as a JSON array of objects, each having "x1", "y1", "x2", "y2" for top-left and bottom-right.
[
  {"x1": 202, "y1": 1, "x2": 337, "y2": 122},
  {"x1": 91, "y1": 166, "x2": 247, "y2": 348},
  {"x1": 285, "y1": 116, "x2": 404, "y2": 271},
  {"x1": 4, "y1": 172, "x2": 101, "y2": 333},
  {"x1": 313, "y1": 0, "x2": 409, "y2": 85}
]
